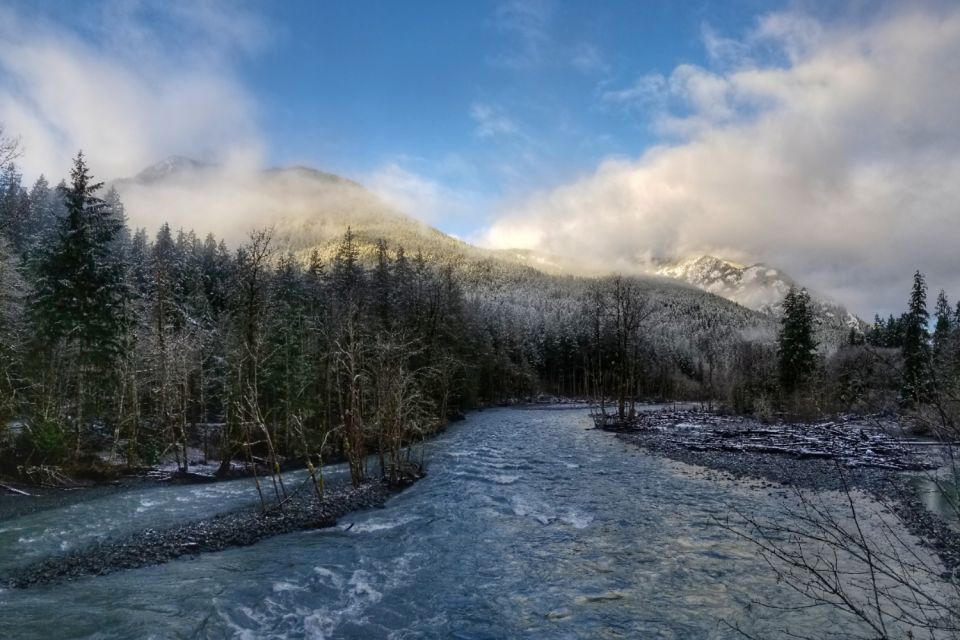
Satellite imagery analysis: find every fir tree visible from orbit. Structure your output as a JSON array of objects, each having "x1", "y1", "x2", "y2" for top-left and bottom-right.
[
  {"x1": 27, "y1": 175, "x2": 62, "y2": 251},
  {"x1": 777, "y1": 287, "x2": 818, "y2": 393},
  {"x1": 30, "y1": 152, "x2": 131, "y2": 455},
  {"x1": 0, "y1": 236, "x2": 24, "y2": 420},
  {"x1": 32, "y1": 152, "x2": 129, "y2": 363},
  {"x1": 0, "y1": 164, "x2": 29, "y2": 253},
  {"x1": 867, "y1": 314, "x2": 885, "y2": 347},
  {"x1": 901, "y1": 271, "x2": 930, "y2": 405},
  {"x1": 372, "y1": 238, "x2": 392, "y2": 329},
  {"x1": 331, "y1": 227, "x2": 363, "y2": 305},
  {"x1": 932, "y1": 289, "x2": 951, "y2": 357}
]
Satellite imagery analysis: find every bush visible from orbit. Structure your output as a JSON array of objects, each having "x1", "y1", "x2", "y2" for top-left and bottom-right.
[
  {"x1": 17, "y1": 419, "x2": 68, "y2": 464},
  {"x1": 136, "y1": 434, "x2": 163, "y2": 466}
]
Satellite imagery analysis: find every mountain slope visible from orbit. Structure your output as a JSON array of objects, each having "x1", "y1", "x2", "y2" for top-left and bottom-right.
[
  {"x1": 114, "y1": 158, "x2": 855, "y2": 348},
  {"x1": 653, "y1": 255, "x2": 859, "y2": 334},
  {"x1": 655, "y1": 256, "x2": 789, "y2": 312},
  {"x1": 113, "y1": 158, "x2": 497, "y2": 267}
]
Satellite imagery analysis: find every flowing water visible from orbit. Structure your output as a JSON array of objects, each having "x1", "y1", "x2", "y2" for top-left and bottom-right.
[{"x1": 0, "y1": 406, "x2": 916, "y2": 638}]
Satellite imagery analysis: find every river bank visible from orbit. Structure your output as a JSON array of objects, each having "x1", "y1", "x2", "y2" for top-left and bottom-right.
[
  {"x1": 5, "y1": 470, "x2": 423, "y2": 589},
  {"x1": 604, "y1": 408, "x2": 960, "y2": 579}
]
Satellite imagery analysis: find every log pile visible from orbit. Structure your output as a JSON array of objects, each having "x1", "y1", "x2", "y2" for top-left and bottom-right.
[{"x1": 609, "y1": 410, "x2": 938, "y2": 471}]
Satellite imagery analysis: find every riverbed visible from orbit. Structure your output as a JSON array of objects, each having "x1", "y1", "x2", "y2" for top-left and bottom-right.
[{"x1": 0, "y1": 406, "x2": 943, "y2": 638}]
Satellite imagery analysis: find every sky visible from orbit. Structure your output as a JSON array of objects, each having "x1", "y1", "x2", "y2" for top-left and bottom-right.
[{"x1": 0, "y1": 0, "x2": 958, "y2": 316}]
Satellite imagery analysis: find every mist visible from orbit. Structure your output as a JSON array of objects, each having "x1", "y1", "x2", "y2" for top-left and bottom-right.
[
  {"x1": 0, "y1": 2, "x2": 264, "y2": 183},
  {"x1": 113, "y1": 164, "x2": 421, "y2": 248}
]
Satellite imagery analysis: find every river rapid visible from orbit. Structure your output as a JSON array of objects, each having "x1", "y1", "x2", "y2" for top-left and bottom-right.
[{"x1": 0, "y1": 406, "x2": 909, "y2": 638}]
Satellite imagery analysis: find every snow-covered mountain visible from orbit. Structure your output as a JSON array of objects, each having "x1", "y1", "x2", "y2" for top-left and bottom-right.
[
  {"x1": 127, "y1": 156, "x2": 213, "y2": 184},
  {"x1": 653, "y1": 255, "x2": 860, "y2": 332},
  {"x1": 654, "y1": 255, "x2": 792, "y2": 313}
]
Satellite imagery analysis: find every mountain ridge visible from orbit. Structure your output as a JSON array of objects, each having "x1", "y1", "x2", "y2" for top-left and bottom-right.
[{"x1": 115, "y1": 157, "x2": 858, "y2": 335}]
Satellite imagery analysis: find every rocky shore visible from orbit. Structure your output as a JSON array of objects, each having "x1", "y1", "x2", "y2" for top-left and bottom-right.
[
  {"x1": 6, "y1": 475, "x2": 419, "y2": 589},
  {"x1": 603, "y1": 408, "x2": 960, "y2": 578}
]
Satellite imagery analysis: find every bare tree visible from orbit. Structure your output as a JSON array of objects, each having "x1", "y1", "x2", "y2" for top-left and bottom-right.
[
  {"x1": 368, "y1": 331, "x2": 433, "y2": 483},
  {"x1": 719, "y1": 463, "x2": 960, "y2": 639},
  {"x1": 0, "y1": 124, "x2": 21, "y2": 168}
]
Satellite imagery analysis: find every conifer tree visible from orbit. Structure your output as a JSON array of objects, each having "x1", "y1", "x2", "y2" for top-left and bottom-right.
[
  {"x1": 0, "y1": 164, "x2": 30, "y2": 253},
  {"x1": 932, "y1": 289, "x2": 951, "y2": 357},
  {"x1": 372, "y1": 238, "x2": 392, "y2": 329},
  {"x1": 867, "y1": 314, "x2": 885, "y2": 347},
  {"x1": 777, "y1": 287, "x2": 818, "y2": 393},
  {"x1": 901, "y1": 271, "x2": 930, "y2": 405},
  {"x1": 31, "y1": 152, "x2": 130, "y2": 455},
  {"x1": 27, "y1": 175, "x2": 60, "y2": 249},
  {"x1": 331, "y1": 226, "x2": 363, "y2": 308},
  {"x1": 0, "y1": 236, "x2": 24, "y2": 420}
]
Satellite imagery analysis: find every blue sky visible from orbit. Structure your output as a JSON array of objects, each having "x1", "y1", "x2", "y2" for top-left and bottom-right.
[
  {"x1": 244, "y1": 0, "x2": 788, "y2": 237},
  {"x1": 3, "y1": 1, "x2": 960, "y2": 315},
  {"x1": 1, "y1": 0, "x2": 789, "y2": 238}
]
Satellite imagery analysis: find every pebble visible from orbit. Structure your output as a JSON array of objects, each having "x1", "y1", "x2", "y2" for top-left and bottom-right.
[{"x1": 5, "y1": 473, "x2": 423, "y2": 589}]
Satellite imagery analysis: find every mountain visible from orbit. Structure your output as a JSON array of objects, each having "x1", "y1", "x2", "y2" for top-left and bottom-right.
[
  {"x1": 652, "y1": 255, "x2": 860, "y2": 333},
  {"x1": 114, "y1": 157, "x2": 854, "y2": 347},
  {"x1": 112, "y1": 157, "x2": 483, "y2": 264},
  {"x1": 654, "y1": 255, "x2": 789, "y2": 312},
  {"x1": 126, "y1": 156, "x2": 213, "y2": 184},
  {"x1": 653, "y1": 255, "x2": 796, "y2": 311}
]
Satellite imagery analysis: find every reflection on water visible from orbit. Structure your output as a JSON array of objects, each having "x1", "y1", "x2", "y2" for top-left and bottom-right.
[
  {"x1": 0, "y1": 407, "x2": 933, "y2": 638},
  {"x1": 909, "y1": 462, "x2": 960, "y2": 526}
]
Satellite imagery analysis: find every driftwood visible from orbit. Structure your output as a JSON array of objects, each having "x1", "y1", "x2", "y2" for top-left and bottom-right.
[
  {"x1": 601, "y1": 409, "x2": 941, "y2": 472},
  {"x1": 0, "y1": 482, "x2": 31, "y2": 496}
]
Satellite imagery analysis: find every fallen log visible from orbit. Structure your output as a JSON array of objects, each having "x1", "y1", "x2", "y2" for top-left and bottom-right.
[{"x1": 0, "y1": 482, "x2": 31, "y2": 496}]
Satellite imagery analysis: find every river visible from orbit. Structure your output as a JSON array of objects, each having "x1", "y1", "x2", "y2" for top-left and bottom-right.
[{"x1": 0, "y1": 406, "x2": 916, "y2": 638}]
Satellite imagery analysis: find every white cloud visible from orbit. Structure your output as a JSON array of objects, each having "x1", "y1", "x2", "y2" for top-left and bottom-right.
[
  {"x1": 470, "y1": 103, "x2": 519, "y2": 138},
  {"x1": 489, "y1": 0, "x2": 552, "y2": 68},
  {"x1": 601, "y1": 74, "x2": 668, "y2": 112},
  {"x1": 487, "y1": 5, "x2": 960, "y2": 316},
  {"x1": 366, "y1": 162, "x2": 477, "y2": 224},
  {"x1": 571, "y1": 42, "x2": 608, "y2": 74},
  {"x1": 0, "y1": 3, "x2": 265, "y2": 182}
]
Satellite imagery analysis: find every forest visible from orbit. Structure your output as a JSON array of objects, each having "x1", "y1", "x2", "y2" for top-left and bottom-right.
[{"x1": 1, "y1": 150, "x2": 959, "y2": 491}]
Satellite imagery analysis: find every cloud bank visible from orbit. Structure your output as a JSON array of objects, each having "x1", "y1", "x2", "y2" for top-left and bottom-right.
[
  {"x1": 485, "y1": 5, "x2": 960, "y2": 316},
  {"x1": 0, "y1": 2, "x2": 264, "y2": 182}
]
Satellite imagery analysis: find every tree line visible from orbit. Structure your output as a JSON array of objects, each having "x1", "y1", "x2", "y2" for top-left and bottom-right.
[
  {"x1": 6, "y1": 153, "x2": 751, "y2": 487},
  {"x1": 772, "y1": 272, "x2": 960, "y2": 429},
  {"x1": 6, "y1": 148, "x2": 956, "y2": 488},
  {"x1": 0, "y1": 153, "x2": 488, "y2": 489},
  {"x1": 0, "y1": 151, "x2": 781, "y2": 483}
]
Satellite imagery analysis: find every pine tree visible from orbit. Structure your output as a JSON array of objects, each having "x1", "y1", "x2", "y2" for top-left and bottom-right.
[
  {"x1": 0, "y1": 236, "x2": 25, "y2": 420},
  {"x1": 777, "y1": 287, "x2": 818, "y2": 393},
  {"x1": 0, "y1": 164, "x2": 29, "y2": 253},
  {"x1": 33, "y1": 153, "x2": 128, "y2": 355},
  {"x1": 31, "y1": 152, "x2": 131, "y2": 455},
  {"x1": 27, "y1": 175, "x2": 62, "y2": 252},
  {"x1": 901, "y1": 271, "x2": 930, "y2": 405},
  {"x1": 932, "y1": 289, "x2": 951, "y2": 357}
]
